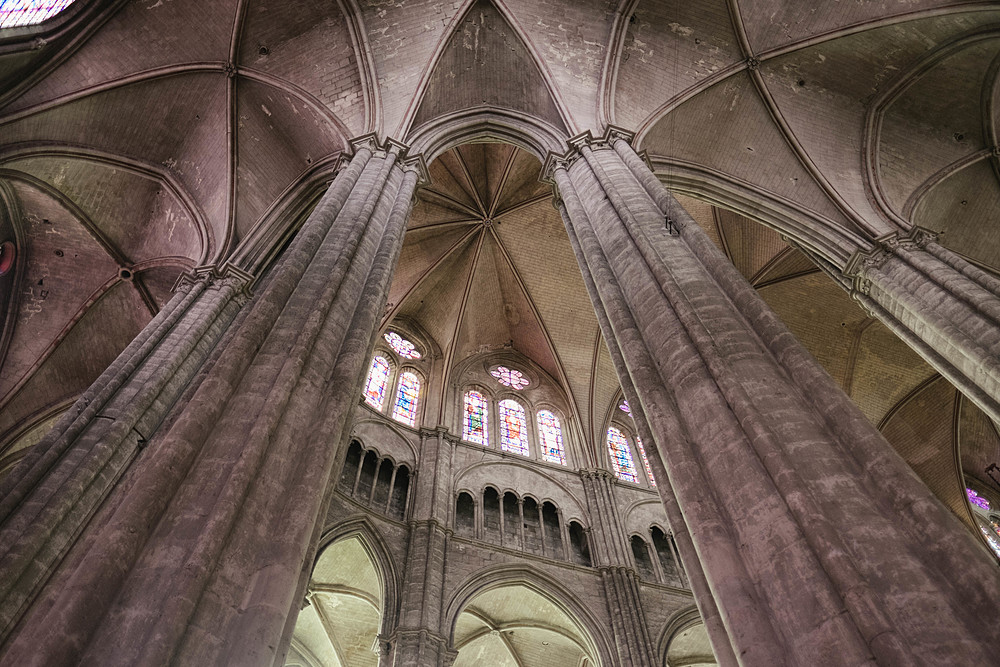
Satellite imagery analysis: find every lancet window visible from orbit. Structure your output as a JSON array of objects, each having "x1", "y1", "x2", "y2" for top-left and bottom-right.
[
  {"x1": 391, "y1": 372, "x2": 420, "y2": 426},
  {"x1": 364, "y1": 355, "x2": 391, "y2": 410},
  {"x1": 498, "y1": 399, "x2": 529, "y2": 456},
  {"x1": 463, "y1": 390, "x2": 489, "y2": 446},
  {"x1": 607, "y1": 426, "x2": 637, "y2": 483},
  {"x1": 537, "y1": 410, "x2": 565, "y2": 465},
  {"x1": 635, "y1": 436, "x2": 655, "y2": 487}
]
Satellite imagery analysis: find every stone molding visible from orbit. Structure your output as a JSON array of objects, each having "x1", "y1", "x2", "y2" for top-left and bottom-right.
[{"x1": 843, "y1": 226, "x2": 938, "y2": 298}]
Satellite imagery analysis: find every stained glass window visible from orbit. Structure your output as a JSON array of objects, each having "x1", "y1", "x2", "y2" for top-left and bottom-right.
[
  {"x1": 498, "y1": 399, "x2": 529, "y2": 456},
  {"x1": 537, "y1": 410, "x2": 565, "y2": 465},
  {"x1": 364, "y1": 355, "x2": 391, "y2": 410},
  {"x1": 384, "y1": 331, "x2": 421, "y2": 359},
  {"x1": 463, "y1": 390, "x2": 489, "y2": 446},
  {"x1": 607, "y1": 426, "x2": 637, "y2": 483},
  {"x1": 619, "y1": 399, "x2": 631, "y2": 414},
  {"x1": 491, "y1": 366, "x2": 529, "y2": 390},
  {"x1": 967, "y1": 488, "x2": 991, "y2": 511},
  {"x1": 635, "y1": 436, "x2": 655, "y2": 487},
  {"x1": 391, "y1": 371, "x2": 420, "y2": 426},
  {"x1": 0, "y1": 0, "x2": 76, "y2": 29}
]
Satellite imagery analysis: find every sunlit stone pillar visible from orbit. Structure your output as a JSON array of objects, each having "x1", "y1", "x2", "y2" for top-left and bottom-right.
[
  {"x1": 391, "y1": 426, "x2": 457, "y2": 667},
  {"x1": 845, "y1": 227, "x2": 1000, "y2": 425},
  {"x1": 0, "y1": 134, "x2": 424, "y2": 667},
  {"x1": 547, "y1": 127, "x2": 1000, "y2": 666}
]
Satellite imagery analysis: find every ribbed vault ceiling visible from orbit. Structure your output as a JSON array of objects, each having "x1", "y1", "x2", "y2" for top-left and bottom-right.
[{"x1": 1, "y1": 0, "x2": 998, "y2": 533}]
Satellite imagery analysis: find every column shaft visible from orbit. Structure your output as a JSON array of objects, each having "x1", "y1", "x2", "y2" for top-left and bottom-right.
[
  {"x1": 548, "y1": 129, "x2": 1000, "y2": 666},
  {"x1": 0, "y1": 135, "x2": 423, "y2": 667}
]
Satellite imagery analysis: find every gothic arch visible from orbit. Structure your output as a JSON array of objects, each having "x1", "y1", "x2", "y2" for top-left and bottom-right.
[
  {"x1": 444, "y1": 564, "x2": 615, "y2": 666},
  {"x1": 315, "y1": 518, "x2": 400, "y2": 638},
  {"x1": 348, "y1": 420, "x2": 419, "y2": 468},
  {"x1": 656, "y1": 604, "x2": 706, "y2": 667},
  {"x1": 405, "y1": 108, "x2": 568, "y2": 164}
]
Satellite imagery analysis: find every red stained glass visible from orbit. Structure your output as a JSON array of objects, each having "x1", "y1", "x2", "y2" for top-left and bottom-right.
[{"x1": 498, "y1": 399, "x2": 528, "y2": 456}]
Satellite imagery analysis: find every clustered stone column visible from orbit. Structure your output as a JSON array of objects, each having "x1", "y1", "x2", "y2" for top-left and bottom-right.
[
  {"x1": 845, "y1": 227, "x2": 1000, "y2": 424},
  {"x1": 579, "y1": 469, "x2": 657, "y2": 666},
  {"x1": 390, "y1": 426, "x2": 458, "y2": 667},
  {"x1": 0, "y1": 134, "x2": 423, "y2": 666},
  {"x1": 547, "y1": 127, "x2": 1000, "y2": 666},
  {"x1": 0, "y1": 263, "x2": 252, "y2": 643}
]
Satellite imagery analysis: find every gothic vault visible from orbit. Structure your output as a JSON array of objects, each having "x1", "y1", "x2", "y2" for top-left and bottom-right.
[{"x1": 1, "y1": 1, "x2": 1000, "y2": 665}]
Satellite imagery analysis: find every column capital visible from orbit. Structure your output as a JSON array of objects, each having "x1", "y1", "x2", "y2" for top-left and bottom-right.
[
  {"x1": 541, "y1": 125, "x2": 637, "y2": 181},
  {"x1": 348, "y1": 133, "x2": 429, "y2": 186},
  {"x1": 844, "y1": 226, "x2": 938, "y2": 298},
  {"x1": 172, "y1": 262, "x2": 255, "y2": 300}
]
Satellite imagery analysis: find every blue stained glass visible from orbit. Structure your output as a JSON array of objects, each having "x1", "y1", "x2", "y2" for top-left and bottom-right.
[
  {"x1": 499, "y1": 399, "x2": 528, "y2": 456},
  {"x1": 464, "y1": 390, "x2": 489, "y2": 446},
  {"x1": 537, "y1": 410, "x2": 565, "y2": 465},
  {"x1": 635, "y1": 436, "x2": 655, "y2": 487},
  {"x1": 607, "y1": 426, "x2": 637, "y2": 483},
  {"x1": 391, "y1": 371, "x2": 420, "y2": 426},
  {"x1": 0, "y1": 1, "x2": 76, "y2": 29},
  {"x1": 364, "y1": 356, "x2": 391, "y2": 410},
  {"x1": 619, "y1": 399, "x2": 631, "y2": 414}
]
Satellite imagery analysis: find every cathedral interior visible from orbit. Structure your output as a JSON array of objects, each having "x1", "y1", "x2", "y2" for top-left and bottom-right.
[{"x1": 1, "y1": 0, "x2": 1000, "y2": 665}]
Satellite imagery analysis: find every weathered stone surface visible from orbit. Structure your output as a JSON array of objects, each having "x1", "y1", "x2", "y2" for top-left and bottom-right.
[{"x1": 550, "y1": 129, "x2": 1000, "y2": 666}]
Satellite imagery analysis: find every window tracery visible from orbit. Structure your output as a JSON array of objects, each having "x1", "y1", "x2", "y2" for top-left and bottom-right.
[
  {"x1": 498, "y1": 398, "x2": 529, "y2": 456},
  {"x1": 619, "y1": 399, "x2": 630, "y2": 414},
  {"x1": 391, "y1": 371, "x2": 420, "y2": 426},
  {"x1": 364, "y1": 355, "x2": 391, "y2": 410},
  {"x1": 606, "y1": 426, "x2": 637, "y2": 483},
  {"x1": 0, "y1": 0, "x2": 75, "y2": 28},
  {"x1": 384, "y1": 331, "x2": 421, "y2": 359},
  {"x1": 537, "y1": 409, "x2": 565, "y2": 465},
  {"x1": 490, "y1": 365, "x2": 529, "y2": 390},
  {"x1": 463, "y1": 390, "x2": 489, "y2": 446}
]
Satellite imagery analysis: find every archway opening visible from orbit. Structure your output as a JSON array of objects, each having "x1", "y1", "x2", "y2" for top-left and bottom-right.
[
  {"x1": 286, "y1": 535, "x2": 383, "y2": 667},
  {"x1": 452, "y1": 583, "x2": 599, "y2": 667}
]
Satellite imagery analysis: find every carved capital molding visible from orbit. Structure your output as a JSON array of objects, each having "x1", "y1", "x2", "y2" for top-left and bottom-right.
[
  {"x1": 171, "y1": 262, "x2": 255, "y2": 301},
  {"x1": 843, "y1": 226, "x2": 938, "y2": 299},
  {"x1": 541, "y1": 125, "x2": 637, "y2": 182}
]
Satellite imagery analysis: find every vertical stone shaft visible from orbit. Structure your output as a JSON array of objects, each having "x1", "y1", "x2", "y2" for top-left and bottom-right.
[
  {"x1": 0, "y1": 263, "x2": 251, "y2": 643},
  {"x1": 392, "y1": 426, "x2": 456, "y2": 667},
  {"x1": 0, "y1": 135, "x2": 423, "y2": 667},
  {"x1": 845, "y1": 229, "x2": 1000, "y2": 425},
  {"x1": 579, "y1": 470, "x2": 655, "y2": 666},
  {"x1": 562, "y1": 191, "x2": 736, "y2": 666},
  {"x1": 550, "y1": 129, "x2": 1000, "y2": 666}
]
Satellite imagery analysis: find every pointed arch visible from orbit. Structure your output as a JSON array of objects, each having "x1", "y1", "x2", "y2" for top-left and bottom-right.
[
  {"x1": 444, "y1": 564, "x2": 615, "y2": 667},
  {"x1": 316, "y1": 518, "x2": 401, "y2": 637},
  {"x1": 398, "y1": 0, "x2": 575, "y2": 139}
]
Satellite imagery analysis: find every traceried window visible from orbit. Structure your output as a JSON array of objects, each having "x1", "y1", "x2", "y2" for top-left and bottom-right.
[
  {"x1": 498, "y1": 399, "x2": 529, "y2": 456},
  {"x1": 491, "y1": 365, "x2": 529, "y2": 390},
  {"x1": 635, "y1": 436, "x2": 655, "y2": 487},
  {"x1": 607, "y1": 426, "x2": 637, "y2": 483},
  {"x1": 619, "y1": 399, "x2": 631, "y2": 414},
  {"x1": 537, "y1": 410, "x2": 565, "y2": 465},
  {"x1": 463, "y1": 390, "x2": 489, "y2": 446},
  {"x1": 364, "y1": 355, "x2": 391, "y2": 410},
  {"x1": 0, "y1": 0, "x2": 75, "y2": 28},
  {"x1": 967, "y1": 488, "x2": 990, "y2": 510},
  {"x1": 391, "y1": 371, "x2": 420, "y2": 426},
  {"x1": 384, "y1": 331, "x2": 421, "y2": 359}
]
